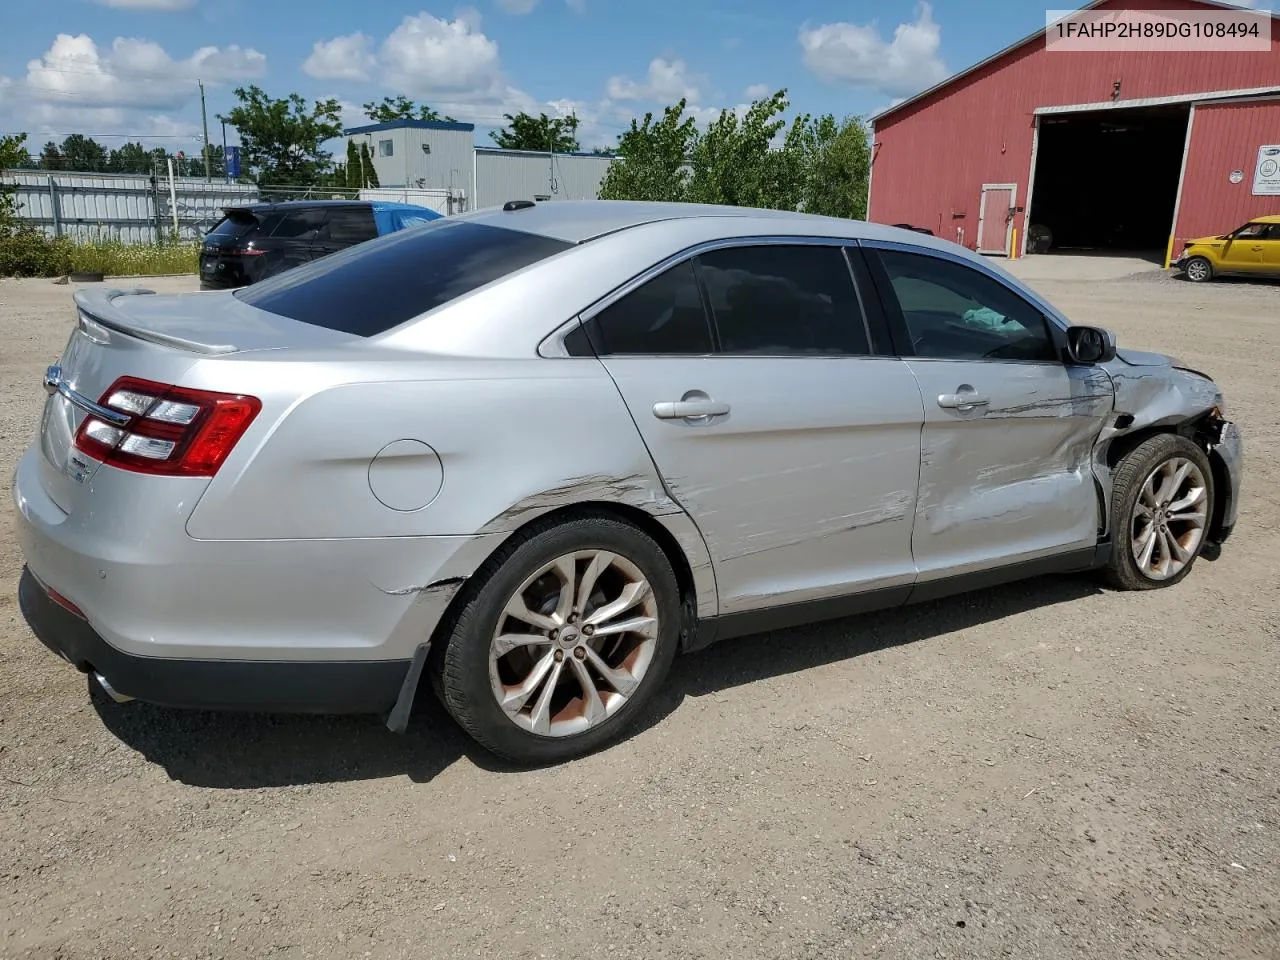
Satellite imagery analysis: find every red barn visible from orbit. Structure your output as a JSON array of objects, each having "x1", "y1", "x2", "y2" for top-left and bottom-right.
[{"x1": 867, "y1": 0, "x2": 1280, "y2": 263}]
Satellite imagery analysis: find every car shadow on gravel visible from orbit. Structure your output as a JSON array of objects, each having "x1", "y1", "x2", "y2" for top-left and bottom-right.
[{"x1": 93, "y1": 573, "x2": 1102, "y2": 788}]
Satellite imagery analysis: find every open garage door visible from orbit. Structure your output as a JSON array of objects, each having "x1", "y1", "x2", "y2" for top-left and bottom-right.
[{"x1": 1026, "y1": 104, "x2": 1189, "y2": 256}]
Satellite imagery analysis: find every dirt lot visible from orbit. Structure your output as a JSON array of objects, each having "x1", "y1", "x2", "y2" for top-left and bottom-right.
[{"x1": 1, "y1": 260, "x2": 1277, "y2": 960}]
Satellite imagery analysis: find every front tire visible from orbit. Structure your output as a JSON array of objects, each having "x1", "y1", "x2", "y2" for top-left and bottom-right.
[
  {"x1": 435, "y1": 512, "x2": 681, "y2": 765},
  {"x1": 1183, "y1": 256, "x2": 1213, "y2": 283},
  {"x1": 1104, "y1": 434, "x2": 1214, "y2": 591}
]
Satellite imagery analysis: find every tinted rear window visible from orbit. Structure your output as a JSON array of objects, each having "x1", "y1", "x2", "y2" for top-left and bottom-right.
[
  {"x1": 235, "y1": 220, "x2": 572, "y2": 336},
  {"x1": 208, "y1": 212, "x2": 259, "y2": 239}
]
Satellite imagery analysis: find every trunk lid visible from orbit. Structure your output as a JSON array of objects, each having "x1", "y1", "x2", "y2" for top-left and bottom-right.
[{"x1": 36, "y1": 286, "x2": 350, "y2": 513}]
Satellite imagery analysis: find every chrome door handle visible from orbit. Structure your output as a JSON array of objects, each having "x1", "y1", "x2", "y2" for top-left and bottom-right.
[
  {"x1": 937, "y1": 392, "x2": 989, "y2": 411},
  {"x1": 652, "y1": 399, "x2": 731, "y2": 420}
]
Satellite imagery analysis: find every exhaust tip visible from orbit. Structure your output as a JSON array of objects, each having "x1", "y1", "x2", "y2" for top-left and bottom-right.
[{"x1": 93, "y1": 672, "x2": 134, "y2": 704}]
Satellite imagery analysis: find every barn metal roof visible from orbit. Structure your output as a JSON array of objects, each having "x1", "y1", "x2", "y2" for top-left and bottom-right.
[{"x1": 869, "y1": 0, "x2": 1280, "y2": 127}]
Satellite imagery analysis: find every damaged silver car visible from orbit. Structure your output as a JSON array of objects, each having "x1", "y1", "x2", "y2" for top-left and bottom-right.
[{"x1": 13, "y1": 200, "x2": 1243, "y2": 764}]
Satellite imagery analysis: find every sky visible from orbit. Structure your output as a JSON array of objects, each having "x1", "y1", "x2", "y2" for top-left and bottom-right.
[{"x1": 0, "y1": 0, "x2": 1269, "y2": 156}]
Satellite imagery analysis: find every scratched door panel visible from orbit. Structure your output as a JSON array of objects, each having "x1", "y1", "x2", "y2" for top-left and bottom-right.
[
  {"x1": 598, "y1": 356, "x2": 925, "y2": 615},
  {"x1": 906, "y1": 359, "x2": 1114, "y2": 580}
]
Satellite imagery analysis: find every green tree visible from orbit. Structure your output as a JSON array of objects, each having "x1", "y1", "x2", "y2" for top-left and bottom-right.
[
  {"x1": 38, "y1": 141, "x2": 62, "y2": 170},
  {"x1": 107, "y1": 141, "x2": 151, "y2": 174},
  {"x1": 598, "y1": 88, "x2": 869, "y2": 219},
  {"x1": 345, "y1": 140, "x2": 362, "y2": 190},
  {"x1": 490, "y1": 112, "x2": 580, "y2": 152},
  {"x1": 1, "y1": 134, "x2": 33, "y2": 228},
  {"x1": 217, "y1": 85, "x2": 343, "y2": 186},
  {"x1": 597, "y1": 100, "x2": 698, "y2": 202},
  {"x1": 56, "y1": 134, "x2": 110, "y2": 173},
  {"x1": 687, "y1": 89, "x2": 804, "y2": 209},
  {"x1": 362, "y1": 95, "x2": 455, "y2": 124},
  {"x1": 359, "y1": 142, "x2": 379, "y2": 188},
  {"x1": 794, "y1": 114, "x2": 870, "y2": 220}
]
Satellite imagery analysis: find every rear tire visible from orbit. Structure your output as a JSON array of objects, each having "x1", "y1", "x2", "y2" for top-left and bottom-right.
[
  {"x1": 434, "y1": 512, "x2": 682, "y2": 765},
  {"x1": 1104, "y1": 434, "x2": 1214, "y2": 591},
  {"x1": 1182, "y1": 256, "x2": 1213, "y2": 283}
]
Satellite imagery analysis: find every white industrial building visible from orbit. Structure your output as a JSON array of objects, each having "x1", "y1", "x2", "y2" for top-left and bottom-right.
[{"x1": 342, "y1": 119, "x2": 616, "y2": 214}]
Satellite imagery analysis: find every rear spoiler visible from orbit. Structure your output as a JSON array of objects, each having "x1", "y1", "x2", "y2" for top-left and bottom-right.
[{"x1": 72, "y1": 288, "x2": 240, "y2": 356}]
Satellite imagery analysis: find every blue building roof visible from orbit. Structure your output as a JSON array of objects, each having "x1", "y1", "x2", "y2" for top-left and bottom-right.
[
  {"x1": 474, "y1": 146, "x2": 618, "y2": 159},
  {"x1": 343, "y1": 119, "x2": 476, "y2": 135}
]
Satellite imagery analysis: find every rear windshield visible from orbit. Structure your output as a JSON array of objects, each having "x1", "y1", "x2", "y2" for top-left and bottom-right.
[
  {"x1": 207, "y1": 211, "x2": 260, "y2": 239},
  {"x1": 235, "y1": 220, "x2": 572, "y2": 336}
]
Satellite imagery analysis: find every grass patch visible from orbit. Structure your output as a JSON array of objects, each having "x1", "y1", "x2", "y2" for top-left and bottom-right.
[
  {"x1": 0, "y1": 230, "x2": 199, "y2": 278},
  {"x1": 66, "y1": 239, "x2": 199, "y2": 277}
]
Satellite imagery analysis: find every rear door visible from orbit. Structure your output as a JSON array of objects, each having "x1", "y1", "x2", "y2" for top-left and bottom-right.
[
  {"x1": 311, "y1": 205, "x2": 378, "y2": 259},
  {"x1": 267, "y1": 207, "x2": 330, "y2": 275},
  {"x1": 862, "y1": 242, "x2": 1114, "y2": 585},
  {"x1": 1260, "y1": 223, "x2": 1280, "y2": 271},
  {"x1": 584, "y1": 240, "x2": 925, "y2": 616}
]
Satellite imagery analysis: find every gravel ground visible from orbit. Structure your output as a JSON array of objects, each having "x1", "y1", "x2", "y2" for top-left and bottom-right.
[{"x1": 1, "y1": 262, "x2": 1277, "y2": 960}]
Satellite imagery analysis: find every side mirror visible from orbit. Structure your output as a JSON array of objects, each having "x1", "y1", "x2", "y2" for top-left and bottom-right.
[{"x1": 1066, "y1": 325, "x2": 1117, "y2": 364}]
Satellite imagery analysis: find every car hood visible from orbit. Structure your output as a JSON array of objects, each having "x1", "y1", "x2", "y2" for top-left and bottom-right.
[
  {"x1": 1114, "y1": 347, "x2": 1176, "y2": 368},
  {"x1": 1185, "y1": 235, "x2": 1225, "y2": 247}
]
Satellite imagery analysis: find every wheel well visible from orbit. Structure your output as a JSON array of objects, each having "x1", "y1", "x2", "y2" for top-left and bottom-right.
[
  {"x1": 426, "y1": 501, "x2": 701, "y2": 658},
  {"x1": 1103, "y1": 416, "x2": 1228, "y2": 541}
]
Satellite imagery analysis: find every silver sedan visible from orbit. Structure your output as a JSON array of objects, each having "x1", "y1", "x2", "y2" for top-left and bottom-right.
[{"x1": 14, "y1": 200, "x2": 1244, "y2": 764}]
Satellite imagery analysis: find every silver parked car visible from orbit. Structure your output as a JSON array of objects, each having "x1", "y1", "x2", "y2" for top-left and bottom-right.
[{"x1": 14, "y1": 201, "x2": 1243, "y2": 764}]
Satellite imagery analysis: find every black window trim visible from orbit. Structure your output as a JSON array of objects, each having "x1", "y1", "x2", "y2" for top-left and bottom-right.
[
  {"x1": 857, "y1": 238, "x2": 1072, "y2": 367},
  {"x1": 538, "y1": 234, "x2": 892, "y2": 360}
]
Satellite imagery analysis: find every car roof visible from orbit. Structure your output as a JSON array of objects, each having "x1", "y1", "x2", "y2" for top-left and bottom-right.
[
  {"x1": 225, "y1": 199, "x2": 438, "y2": 216},
  {"x1": 449, "y1": 199, "x2": 925, "y2": 245},
  {"x1": 1250, "y1": 214, "x2": 1280, "y2": 224}
]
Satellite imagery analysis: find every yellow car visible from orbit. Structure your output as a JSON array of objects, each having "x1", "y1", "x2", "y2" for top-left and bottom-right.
[{"x1": 1173, "y1": 215, "x2": 1280, "y2": 282}]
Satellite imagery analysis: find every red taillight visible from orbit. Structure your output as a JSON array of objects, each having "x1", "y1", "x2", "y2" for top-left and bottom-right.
[
  {"x1": 47, "y1": 586, "x2": 87, "y2": 620},
  {"x1": 73, "y1": 376, "x2": 261, "y2": 477}
]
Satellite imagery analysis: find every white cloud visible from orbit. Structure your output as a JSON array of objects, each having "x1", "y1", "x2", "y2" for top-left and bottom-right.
[
  {"x1": 799, "y1": 2, "x2": 947, "y2": 98},
  {"x1": 0, "y1": 33, "x2": 262, "y2": 145},
  {"x1": 17, "y1": 33, "x2": 265, "y2": 111},
  {"x1": 308, "y1": 11, "x2": 546, "y2": 125},
  {"x1": 744, "y1": 83, "x2": 770, "y2": 99},
  {"x1": 92, "y1": 0, "x2": 196, "y2": 8},
  {"x1": 302, "y1": 33, "x2": 375, "y2": 81},
  {"x1": 498, "y1": 0, "x2": 538, "y2": 12},
  {"x1": 381, "y1": 10, "x2": 503, "y2": 95},
  {"x1": 565, "y1": 0, "x2": 585, "y2": 12},
  {"x1": 607, "y1": 57, "x2": 701, "y2": 104}
]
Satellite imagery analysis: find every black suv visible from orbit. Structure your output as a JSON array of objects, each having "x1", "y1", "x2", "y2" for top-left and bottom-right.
[{"x1": 197, "y1": 199, "x2": 439, "y2": 290}]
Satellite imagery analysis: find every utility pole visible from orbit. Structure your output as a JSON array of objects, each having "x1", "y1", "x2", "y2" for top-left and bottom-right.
[
  {"x1": 199, "y1": 79, "x2": 211, "y2": 181},
  {"x1": 221, "y1": 120, "x2": 228, "y2": 184}
]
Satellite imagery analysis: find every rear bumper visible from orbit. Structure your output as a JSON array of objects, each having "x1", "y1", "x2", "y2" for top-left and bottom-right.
[
  {"x1": 12, "y1": 444, "x2": 499, "y2": 665},
  {"x1": 19, "y1": 567, "x2": 410, "y2": 713}
]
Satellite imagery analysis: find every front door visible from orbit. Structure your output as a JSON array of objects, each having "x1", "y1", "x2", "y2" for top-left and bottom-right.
[
  {"x1": 582, "y1": 242, "x2": 926, "y2": 615},
  {"x1": 863, "y1": 244, "x2": 1114, "y2": 583},
  {"x1": 1220, "y1": 221, "x2": 1269, "y2": 273},
  {"x1": 977, "y1": 184, "x2": 1016, "y2": 255}
]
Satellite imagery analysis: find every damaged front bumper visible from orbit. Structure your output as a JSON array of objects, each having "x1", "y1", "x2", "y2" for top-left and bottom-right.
[{"x1": 1208, "y1": 415, "x2": 1243, "y2": 545}]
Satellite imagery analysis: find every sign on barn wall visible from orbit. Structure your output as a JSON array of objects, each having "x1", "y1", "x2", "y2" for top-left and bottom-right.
[{"x1": 1254, "y1": 145, "x2": 1280, "y2": 196}]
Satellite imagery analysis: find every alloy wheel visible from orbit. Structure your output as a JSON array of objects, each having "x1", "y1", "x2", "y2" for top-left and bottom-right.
[
  {"x1": 1130, "y1": 456, "x2": 1209, "y2": 581},
  {"x1": 488, "y1": 550, "x2": 659, "y2": 738}
]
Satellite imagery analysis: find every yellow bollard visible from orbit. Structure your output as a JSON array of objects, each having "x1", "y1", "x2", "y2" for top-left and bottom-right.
[
  {"x1": 1164, "y1": 235, "x2": 1175, "y2": 270},
  {"x1": 1010, "y1": 227, "x2": 1018, "y2": 259}
]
